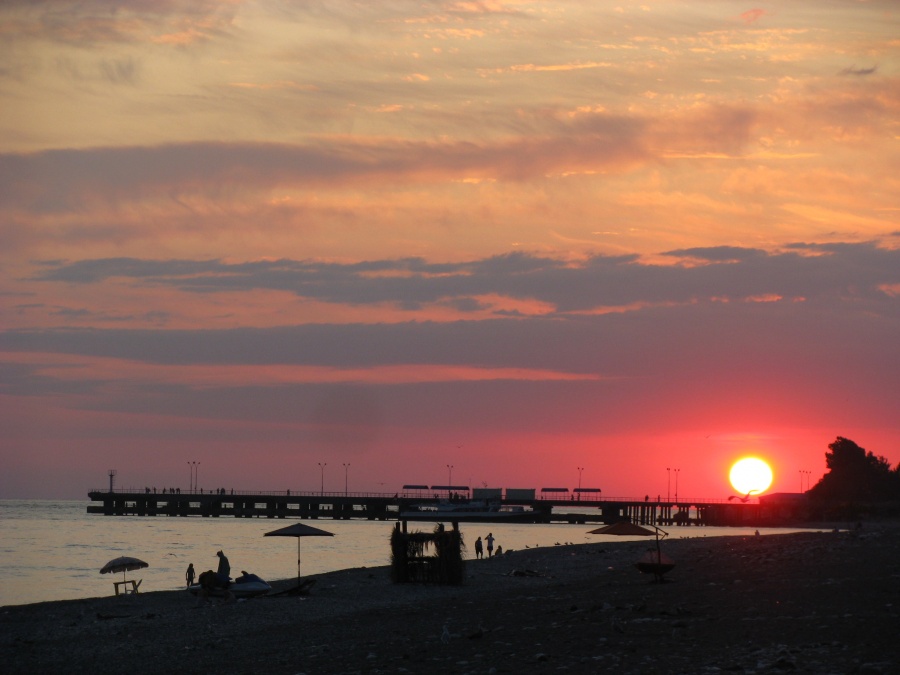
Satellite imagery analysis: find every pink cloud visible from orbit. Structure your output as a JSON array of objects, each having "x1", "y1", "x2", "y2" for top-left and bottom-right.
[{"x1": 741, "y1": 9, "x2": 766, "y2": 24}]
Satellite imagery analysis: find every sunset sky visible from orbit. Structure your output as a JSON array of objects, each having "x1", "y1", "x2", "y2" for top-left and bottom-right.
[{"x1": 2, "y1": 1, "x2": 898, "y2": 500}]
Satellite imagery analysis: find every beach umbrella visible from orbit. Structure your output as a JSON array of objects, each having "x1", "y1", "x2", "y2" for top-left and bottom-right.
[
  {"x1": 264, "y1": 522, "x2": 334, "y2": 583},
  {"x1": 100, "y1": 556, "x2": 149, "y2": 583},
  {"x1": 588, "y1": 521, "x2": 657, "y2": 537},
  {"x1": 588, "y1": 521, "x2": 674, "y2": 582}
]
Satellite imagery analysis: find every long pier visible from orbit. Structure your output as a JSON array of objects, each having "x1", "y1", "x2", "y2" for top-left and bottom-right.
[{"x1": 86, "y1": 489, "x2": 808, "y2": 527}]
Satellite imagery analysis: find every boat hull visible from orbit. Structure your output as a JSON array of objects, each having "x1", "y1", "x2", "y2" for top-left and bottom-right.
[{"x1": 188, "y1": 580, "x2": 272, "y2": 598}]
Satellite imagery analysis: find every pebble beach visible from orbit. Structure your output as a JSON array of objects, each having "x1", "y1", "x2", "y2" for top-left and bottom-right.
[{"x1": 3, "y1": 526, "x2": 899, "y2": 674}]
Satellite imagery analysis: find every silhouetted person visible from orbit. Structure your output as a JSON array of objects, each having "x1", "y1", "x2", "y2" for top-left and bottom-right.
[
  {"x1": 485, "y1": 533, "x2": 495, "y2": 558},
  {"x1": 185, "y1": 563, "x2": 195, "y2": 587},
  {"x1": 216, "y1": 549, "x2": 231, "y2": 584},
  {"x1": 475, "y1": 536, "x2": 483, "y2": 559}
]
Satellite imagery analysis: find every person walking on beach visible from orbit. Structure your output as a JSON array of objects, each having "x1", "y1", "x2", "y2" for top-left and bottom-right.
[
  {"x1": 475, "y1": 536, "x2": 483, "y2": 559},
  {"x1": 185, "y1": 563, "x2": 195, "y2": 588},
  {"x1": 485, "y1": 533, "x2": 495, "y2": 558}
]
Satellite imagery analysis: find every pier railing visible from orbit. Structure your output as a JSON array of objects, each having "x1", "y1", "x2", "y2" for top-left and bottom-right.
[{"x1": 89, "y1": 487, "x2": 754, "y2": 506}]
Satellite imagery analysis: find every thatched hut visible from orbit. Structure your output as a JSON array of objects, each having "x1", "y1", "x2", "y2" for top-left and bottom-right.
[{"x1": 390, "y1": 522, "x2": 465, "y2": 584}]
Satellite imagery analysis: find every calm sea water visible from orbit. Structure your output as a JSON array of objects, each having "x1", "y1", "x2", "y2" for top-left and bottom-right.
[{"x1": 0, "y1": 500, "x2": 821, "y2": 607}]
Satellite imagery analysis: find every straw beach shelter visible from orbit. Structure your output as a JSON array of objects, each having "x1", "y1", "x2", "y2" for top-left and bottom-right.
[{"x1": 264, "y1": 522, "x2": 334, "y2": 584}]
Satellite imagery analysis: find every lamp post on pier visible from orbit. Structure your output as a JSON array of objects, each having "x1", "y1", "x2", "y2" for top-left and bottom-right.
[
  {"x1": 186, "y1": 461, "x2": 199, "y2": 493},
  {"x1": 577, "y1": 467, "x2": 584, "y2": 498},
  {"x1": 446, "y1": 464, "x2": 454, "y2": 498},
  {"x1": 667, "y1": 467, "x2": 671, "y2": 501},
  {"x1": 674, "y1": 468, "x2": 680, "y2": 502},
  {"x1": 318, "y1": 462, "x2": 326, "y2": 495},
  {"x1": 343, "y1": 463, "x2": 350, "y2": 495}
]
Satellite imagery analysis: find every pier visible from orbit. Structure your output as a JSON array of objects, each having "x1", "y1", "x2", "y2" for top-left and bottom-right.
[{"x1": 86, "y1": 488, "x2": 808, "y2": 527}]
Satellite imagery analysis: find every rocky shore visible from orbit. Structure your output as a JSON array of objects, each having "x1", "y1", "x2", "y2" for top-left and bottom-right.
[{"x1": 3, "y1": 526, "x2": 899, "y2": 674}]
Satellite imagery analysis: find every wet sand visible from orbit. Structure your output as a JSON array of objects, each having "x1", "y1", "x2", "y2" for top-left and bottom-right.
[{"x1": 3, "y1": 526, "x2": 899, "y2": 674}]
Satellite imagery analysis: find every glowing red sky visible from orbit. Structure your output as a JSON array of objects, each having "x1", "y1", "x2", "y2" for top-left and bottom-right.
[{"x1": 1, "y1": 1, "x2": 898, "y2": 499}]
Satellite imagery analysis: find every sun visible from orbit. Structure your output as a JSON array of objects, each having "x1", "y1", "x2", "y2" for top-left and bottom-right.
[{"x1": 729, "y1": 457, "x2": 773, "y2": 496}]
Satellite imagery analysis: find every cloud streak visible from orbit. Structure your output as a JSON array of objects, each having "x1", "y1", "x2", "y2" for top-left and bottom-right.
[{"x1": 27, "y1": 243, "x2": 900, "y2": 316}]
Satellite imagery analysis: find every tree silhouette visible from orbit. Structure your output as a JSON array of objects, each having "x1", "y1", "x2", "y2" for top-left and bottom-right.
[{"x1": 809, "y1": 437, "x2": 900, "y2": 502}]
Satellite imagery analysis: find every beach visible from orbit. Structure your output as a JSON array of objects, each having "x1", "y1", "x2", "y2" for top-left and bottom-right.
[{"x1": 3, "y1": 527, "x2": 899, "y2": 674}]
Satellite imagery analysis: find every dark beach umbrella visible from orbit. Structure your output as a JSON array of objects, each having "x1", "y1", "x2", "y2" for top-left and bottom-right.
[
  {"x1": 100, "y1": 556, "x2": 149, "y2": 583},
  {"x1": 264, "y1": 523, "x2": 334, "y2": 582},
  {"x1": 588, "y1": 521, "x2": 657, "y2": 537},
  {"x1": 588, "y1": 521, "x2": 674, "y2": 582}
]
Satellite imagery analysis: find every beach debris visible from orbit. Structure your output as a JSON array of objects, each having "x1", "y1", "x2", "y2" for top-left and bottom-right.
[{"x1": 506, "y1": 568, "x2": 546, "y2": 577}]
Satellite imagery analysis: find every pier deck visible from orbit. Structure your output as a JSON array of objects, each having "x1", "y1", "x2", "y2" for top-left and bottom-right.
[{"x1": 86, "y1": 490, "x2": 804, "y2": 527}]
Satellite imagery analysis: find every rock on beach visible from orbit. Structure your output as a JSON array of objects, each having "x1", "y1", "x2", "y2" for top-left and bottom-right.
[{"x1": 3, "y1": 527, "x2": 900, "y2": 674}]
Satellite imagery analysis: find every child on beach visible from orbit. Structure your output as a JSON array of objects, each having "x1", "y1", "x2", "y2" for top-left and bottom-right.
[
  {"x1": 185, "y1": 563, "x2": 195, "y2": 587},
  {"x1": 475, "y1": 536, "x2": 483, "y2": 559}
]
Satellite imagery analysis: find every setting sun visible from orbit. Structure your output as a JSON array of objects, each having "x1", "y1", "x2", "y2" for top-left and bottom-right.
[{"x1": 729, "y1": 457, "x2": 774, "y2": 496}]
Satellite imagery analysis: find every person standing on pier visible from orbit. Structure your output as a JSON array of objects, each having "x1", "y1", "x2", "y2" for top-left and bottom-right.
[
  {"x1": 185, "y1": 563, "x2": 195, "y2": 588},
  {"x1": 485, "y1": 533, "x2": 495, "y2": 558}
]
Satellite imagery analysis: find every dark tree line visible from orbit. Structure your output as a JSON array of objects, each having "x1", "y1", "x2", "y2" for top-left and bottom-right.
[{"x1": 808, "y1": 437, "x2": 900, "y2": 502}]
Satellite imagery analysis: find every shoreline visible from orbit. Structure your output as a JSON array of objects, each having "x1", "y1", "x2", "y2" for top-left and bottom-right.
[
  {"x1": 4, "y1": 526, "x2": 900, "y2": 674},
  {"x1": 0, "y1": 522, "x2": 845, "y2": 611}
]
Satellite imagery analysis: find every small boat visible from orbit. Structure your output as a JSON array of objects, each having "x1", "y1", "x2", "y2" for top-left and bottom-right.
[
  {"x1": 399, "y1": 499, "x2": 536, "y2": 523},
  {"x1": 188, "y1": 573, "x2": 272, "y2": 598}
]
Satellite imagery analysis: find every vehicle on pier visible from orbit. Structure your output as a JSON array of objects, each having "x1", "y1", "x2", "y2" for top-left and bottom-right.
[{"x1": 399, "y1": 499, "x2": 537, "y2": 523}]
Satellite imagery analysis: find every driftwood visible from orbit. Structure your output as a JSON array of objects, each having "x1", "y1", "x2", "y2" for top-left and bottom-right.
[{"x1": 267, "y1": 578, "x2": 317, "y2": 597}]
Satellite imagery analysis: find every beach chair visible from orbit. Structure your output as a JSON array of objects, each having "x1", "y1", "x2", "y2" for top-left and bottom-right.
[{"x1": 127, "y1": 579, "x2": 142, "y2": 594}]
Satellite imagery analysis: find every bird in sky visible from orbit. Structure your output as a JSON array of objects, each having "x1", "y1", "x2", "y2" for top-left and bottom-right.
[{"x1": 728, "y1": 490, "x2": 760, "y2": 503}]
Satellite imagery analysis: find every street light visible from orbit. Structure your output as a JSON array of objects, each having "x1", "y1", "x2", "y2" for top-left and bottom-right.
[
  {"x1": 799, "y1": 470, "x2": 811, "y2": 492},
  {"x1": 674, "y1": 468, "x2": 681, "y2": 502},
  {"x1": 186, "y1": 461, "x2": 199, "y2": 492},
  {"x1": 577, "y1": 467, "x2": 584, "y2": 496},
  {"x1": 187, "y1": 461, "x2": 198, "y2": 493},
  {"x1": 343, "y1": 463, "x2": 350, "y2": 496},
  {"x1": 667, "y1": 467, "x2": 671, "y2": 501},
  {"x1": 318, "y1": 462, "x2": 327, "y2": 495},
  {"x1": 447, "y1": 464, "x2": 454, "y2": 498}
]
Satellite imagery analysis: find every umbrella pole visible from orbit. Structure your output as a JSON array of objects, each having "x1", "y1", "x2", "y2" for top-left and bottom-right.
[{"x1": 297, "y1": 539, "x2": 301, "y2": 584}]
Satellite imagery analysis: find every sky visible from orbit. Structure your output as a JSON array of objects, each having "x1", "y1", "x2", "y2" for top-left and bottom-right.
[{"x1": 1, "y1": 0, "x2": 898, "y2": 501}]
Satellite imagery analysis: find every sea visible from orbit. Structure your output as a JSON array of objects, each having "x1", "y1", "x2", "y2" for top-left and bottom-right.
[{"x1": 0, "y1": 500, "x2": 827, "y2": 607}]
